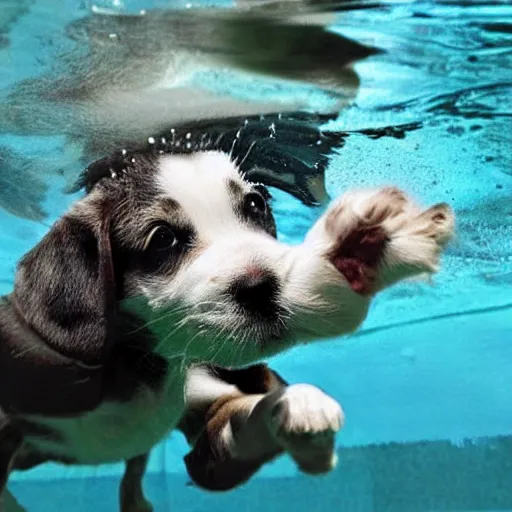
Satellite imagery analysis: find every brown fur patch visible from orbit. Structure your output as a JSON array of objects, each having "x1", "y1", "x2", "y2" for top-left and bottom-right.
[
  {"x1": 329, "y1": 224, "x2": 389, "y2": 295},
  {"x1": 184, "y1": 394, "x2": 280, "y2": 491},
  {"x1": 210, "y1": 364, "x2": 287, "y2": 395}
]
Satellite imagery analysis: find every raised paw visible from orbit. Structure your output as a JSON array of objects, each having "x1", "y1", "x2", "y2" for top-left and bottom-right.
[
  {"x1": 268, "y1": 384, "x2": 344, "y2": 475},
  {"x1": 373, "y1": 198, "x2": 454, "y2": 290},
  {"x1": 307, "y1": 187, "x2": 455, "y2": 295}
]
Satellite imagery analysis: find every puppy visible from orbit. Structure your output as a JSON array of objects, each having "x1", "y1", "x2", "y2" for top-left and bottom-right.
[{"x1": 0, "y1": 150, "x2": 454, "y2": 511}]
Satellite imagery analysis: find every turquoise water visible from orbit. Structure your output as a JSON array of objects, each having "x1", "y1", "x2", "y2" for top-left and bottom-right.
[{"x1": 1, "y1": 1, "x2": 512, "y2": 511}]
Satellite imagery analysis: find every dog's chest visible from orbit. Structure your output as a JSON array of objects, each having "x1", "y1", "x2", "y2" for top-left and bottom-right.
[{"x1": 24, "y1": 371, "x2": 186, "y2": 465}]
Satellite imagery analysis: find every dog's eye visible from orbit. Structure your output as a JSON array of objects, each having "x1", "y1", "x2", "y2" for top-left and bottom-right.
[
  {"x1": 243, "y1": 192, "x2": 267, "y2": 218},
  {"x1": 253, "y1": 184, "x2": 272, "y2": 202},
  {"x1": 144, "y1": 224, "x2": 178, "y2": 253}
]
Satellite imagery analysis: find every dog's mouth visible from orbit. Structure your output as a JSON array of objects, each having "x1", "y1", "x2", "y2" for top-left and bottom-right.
[
  {"x1": 191, "y1": 294, "x2": 288, "y2": 335},
  {"x1": 178, "y1": 312, "x2": 289, "y2": 366},
  {"x1": 181, "y1": 300, "x2": 291, "y2": 360},
  {"x1": 201, "y1": 311, "x2": 288, "y2": 343}
]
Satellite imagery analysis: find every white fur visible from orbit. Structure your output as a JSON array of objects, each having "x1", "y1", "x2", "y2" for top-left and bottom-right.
[
  {"x1": 24, "y1": 370, "x2": 185, "y2": 465},
  {"x1": 19, "y1": 153, "x2": 454, "y2": 479},
  {"x1": 156, "y1": 152, "x2": 253, "y2": 239},
  {"x1": 183, "y1": 365, "x2": 240, "y2": 409},
  {"x1": 138, "y1": 153, "x2": 453, "y2": 367},
  {"x1": 138, "y1": 151, "x2": 373, "y2": 366},
  {"x1": 272, "y1": 384, "x2": 344, "y2": 434},
  {"x1": 218, "y1": 384, "x2": 344, "y2": 472},
  {"x1": 271, "y1": 384, "x2": 343, "y2": 473}
]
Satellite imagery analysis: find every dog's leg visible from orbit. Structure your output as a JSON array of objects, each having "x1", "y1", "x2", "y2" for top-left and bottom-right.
[
  {"x1": 0, "y1": 410, "x2": 23, "y2": 512},
  {"x1": 181, "y1": 365, "x2": 343, "y2": 491},
  {"x1": 1, "y1": 489, "x2": 26, "y2": 512},
  {"x1": 120, "y1": 454, "x2": 152, "y2": 512}
]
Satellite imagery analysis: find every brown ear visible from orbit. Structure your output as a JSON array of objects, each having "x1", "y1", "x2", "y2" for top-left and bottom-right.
[{"x1": 13, "y1": 205, "x2": 117, "y2": 367}]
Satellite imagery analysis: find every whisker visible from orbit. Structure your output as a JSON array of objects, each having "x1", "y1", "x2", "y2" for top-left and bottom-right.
[
  {"x1": 236, "y1": 139, "x2": 258, "y2": 171},
  {"x1": 123, "y1": 308, "x2": 186, "y2": 336}
]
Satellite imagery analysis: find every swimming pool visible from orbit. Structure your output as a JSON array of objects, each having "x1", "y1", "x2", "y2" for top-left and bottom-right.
[{"x1": 1, "y1": 0, "x2": 511, "y2": 511}]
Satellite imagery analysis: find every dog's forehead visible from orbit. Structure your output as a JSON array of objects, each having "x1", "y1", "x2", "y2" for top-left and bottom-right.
[
  {"x1": 157, "y1": 151, "x2": 243, "y2": 191},
  {"x1": 155, "y1": 151, "x2": 249, "y2": 232}
]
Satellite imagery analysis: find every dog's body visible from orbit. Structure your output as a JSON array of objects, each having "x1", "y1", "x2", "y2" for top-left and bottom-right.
[{"x1": 0, "y1": 150, "x2": 454, "y2": 511}]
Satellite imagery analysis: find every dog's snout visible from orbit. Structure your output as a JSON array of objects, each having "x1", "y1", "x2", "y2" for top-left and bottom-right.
[{"x1": 229, "y1": 267, "x2": 280, "y2": 318}]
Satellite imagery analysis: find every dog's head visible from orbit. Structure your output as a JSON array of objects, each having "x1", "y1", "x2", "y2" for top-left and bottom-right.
[{"x1": 13, "y1": 150, "x2": 366, "y2": 368}]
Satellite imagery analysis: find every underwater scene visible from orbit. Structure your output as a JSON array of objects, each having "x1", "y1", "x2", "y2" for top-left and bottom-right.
[{"x1": 0, "y1": 0, "x2": 511, "y2": 511}]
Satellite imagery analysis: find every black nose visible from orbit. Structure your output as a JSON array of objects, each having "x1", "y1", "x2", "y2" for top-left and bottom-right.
[{"x1": 229, "y1": 270, "x2": 281, "y2": 319}]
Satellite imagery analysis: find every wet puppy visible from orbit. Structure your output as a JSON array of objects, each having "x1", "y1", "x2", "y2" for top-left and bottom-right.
[{"x1": 0, "y1": 150, "x2": 454, "y2": 511}]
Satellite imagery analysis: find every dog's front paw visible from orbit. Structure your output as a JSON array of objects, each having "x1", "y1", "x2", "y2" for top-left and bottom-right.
[
  {"x1": 268, "y1": 384, "x2": 344, "y2": 475},
  {"x1": 307, "y1": 187, "x2": 455, "y2": 295}
]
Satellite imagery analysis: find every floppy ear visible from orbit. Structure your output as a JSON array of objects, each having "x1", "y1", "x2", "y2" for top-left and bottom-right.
[{"x1": 13, "y1": 203, "x2": 117, "y2": 367}]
